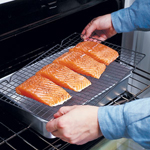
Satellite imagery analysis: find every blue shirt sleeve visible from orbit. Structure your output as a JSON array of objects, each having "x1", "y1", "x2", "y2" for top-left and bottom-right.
[
  {"x1": 111, "y1": 0, "x2": 150, "y2": 33},
  {"x1": 98, "y1": 98, "x2": 150, "y2": 149}
]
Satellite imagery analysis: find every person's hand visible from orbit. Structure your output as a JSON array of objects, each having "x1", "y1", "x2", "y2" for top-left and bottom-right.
[
  {"x1": 46, "y1": 105, "x2": 102, "y2": 145},
  {"x1": 81, "y1": 14, "x2": 117, "y2": 41}
]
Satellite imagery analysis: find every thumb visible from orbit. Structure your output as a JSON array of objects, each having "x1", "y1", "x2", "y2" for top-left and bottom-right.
[
  {"x1": 54, "y1": 105, "x2": 77, "y2": 118},
  {"x1": 46, "y1": 118, "x2": 59, "y2": 132},
  {"x1": 46, "y1": 105, "x2": 78, "y2": 132},
  {"x1": 85, "y1": 25, "x2": 97, "y2": 39}
]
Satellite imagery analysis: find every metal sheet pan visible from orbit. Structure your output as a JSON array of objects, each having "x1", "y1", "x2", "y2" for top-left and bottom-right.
[
  {"x1": 0, "y1": 33, "x2": 145, "y2": 138},
  {"x1": 0, "y1": 48, "x2": 131, "y2": 138}
]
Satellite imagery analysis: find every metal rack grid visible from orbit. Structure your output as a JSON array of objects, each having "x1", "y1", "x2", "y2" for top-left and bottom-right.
[
  {"x1": 0, "y1": 66, "x2": 149, "y2": 150},
  {"x1": 0, "y1": 32, "x2": 145, "y2": 122}
]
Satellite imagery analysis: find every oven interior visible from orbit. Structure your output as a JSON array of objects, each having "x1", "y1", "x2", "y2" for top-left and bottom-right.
[{"x1": 0, "y1": 0, "x2": 149, "y2": 149}]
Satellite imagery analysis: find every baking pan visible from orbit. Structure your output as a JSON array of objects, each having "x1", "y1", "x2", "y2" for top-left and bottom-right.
[
  {"x1": 0, "y1": 33, "x2": 144, "y2": 138},
  {"x1": 0, "y1": 51, "x2": 131, "y2": 138}
]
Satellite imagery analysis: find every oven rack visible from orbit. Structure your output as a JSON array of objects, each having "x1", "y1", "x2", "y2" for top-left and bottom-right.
[
  {"x1": 0, "y1": 66, "x2": 149, "y2": 150},
  {"x1": 0, "y1": 32, "x2": 145, "y2": 122}
]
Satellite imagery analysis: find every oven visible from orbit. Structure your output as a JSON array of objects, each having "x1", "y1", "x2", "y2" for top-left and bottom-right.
[{"x1": 0, "y1": 0, "x2": 150, "y2": 149}]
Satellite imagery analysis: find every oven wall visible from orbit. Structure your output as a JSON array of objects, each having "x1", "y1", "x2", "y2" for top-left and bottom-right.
[{"x1": 122, "y1": 0, "x2": 150, "y2": 98}]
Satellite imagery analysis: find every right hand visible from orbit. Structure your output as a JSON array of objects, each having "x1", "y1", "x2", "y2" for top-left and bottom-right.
[
  {"x1": 46, "y1": 105, "x2": 102, "y2": 145},
  {"x1": 81, "y1": 14, "x2": 117, "y2": 41}
]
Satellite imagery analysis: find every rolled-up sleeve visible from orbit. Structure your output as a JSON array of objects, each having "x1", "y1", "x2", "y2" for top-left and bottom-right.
[
  {"x1": 98, "y1": 98, "x2": 150, "y2": 149},
  {"x1": 111, "y1": 0, "x2": 150, "y2": 33}
]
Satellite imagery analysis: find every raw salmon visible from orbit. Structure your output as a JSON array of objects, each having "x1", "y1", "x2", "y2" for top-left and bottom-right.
[
  {"x1": 53, "y1": 51, "x2": 106, "y2": 79},
  {"x1": 70, "y1": 41, "x2": 119, "y2": 65},
  {"x1": 16, "y1": 75, "x2": 71, "y2": 106},
  {"x1": 36, "y1": 63, "x2": 91, "y2": 92}
]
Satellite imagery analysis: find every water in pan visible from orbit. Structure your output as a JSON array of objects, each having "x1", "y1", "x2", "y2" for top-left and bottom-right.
[{"x1": 0, "y1": 46, "x2": 131, "y2": 121}]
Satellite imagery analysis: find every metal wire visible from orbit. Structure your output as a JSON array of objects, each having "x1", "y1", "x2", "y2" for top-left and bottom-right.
[
  {"x1": 1, "y1": 66, "x2": 150, "y2": 150},
  {"x1": 0, "y1": 32, "x2": 145, "y2": 121},
  {"x1": 0, "y1": 32, "x2": 148, "y2": 150}
]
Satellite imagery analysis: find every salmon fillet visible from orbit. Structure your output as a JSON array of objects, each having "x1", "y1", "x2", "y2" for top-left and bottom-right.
[
  {"x1": 16, "y1": 75, "x2": 71, "y2": 106},
  {"x1": 71, "y1": 41, "x2": 119, "y2": 65},
  {"x1": 36, "y1": 63, "x2": 91, "y2": 92},
  {"x1": 53, "y1": 51, "x2": 106, "y2": 79}
]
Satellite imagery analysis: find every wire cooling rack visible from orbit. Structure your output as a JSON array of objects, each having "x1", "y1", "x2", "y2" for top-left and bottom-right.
[
  {"x1": 0, "y1": 66, "x2": 149, "y2": 150},
  {"x1": 0, "y1": 32, "x2": 145, "y2": 122}
]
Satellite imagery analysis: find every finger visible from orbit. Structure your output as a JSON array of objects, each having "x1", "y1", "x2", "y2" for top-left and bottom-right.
[
  {"x1": 58, "y1": 131, "x2": 90, "y2": 145},
  {"x1": 46, "y1": 118, "x2": 59, "y2": 132},
  {"x1": 81, "y1": 22, "x2": 91, "y2": 35},
  {"x1": 51, "y1": 130, "x2": 63, "y2": 139},
  {"x1": 83, "y1": 24, "x2": 97, "y2": 40},
  {"x1": 54, "y1": 105, "x2": 77, "y2": 118},
  {"x1": 81, "y1": 29, "x2": 86, "y2": 37},
  {"x1": 71, "y1": 132, "x2": 92, "y2": 145},
  {"x1": 91, "y1": 35, "x2": 107, "y2": 42},
  {"x1": 52, "y1": 129, "x2": 81, "y2": 144},
  {"x1": 81, "y1": 19, "x2": 96, "y2": 39},
  {"x1": 60, "y1": 137, "x2": 69, "y2": 143}
]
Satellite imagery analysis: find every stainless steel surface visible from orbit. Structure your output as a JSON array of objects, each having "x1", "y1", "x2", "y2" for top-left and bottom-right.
[
  {"x1": 93, "y1": 75, "x2": 130, "y2": 107},
  {"x1": 0, "y1": 33, "x2": 145, "y2": 138},
  {"x1": 122, "y1": 0, "x2": 150, "y2": 98}
]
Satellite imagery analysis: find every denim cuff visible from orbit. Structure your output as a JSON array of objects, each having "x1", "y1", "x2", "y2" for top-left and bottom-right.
[{"x1": 98, "y1": 105, "x2": 126, "y2": 139}]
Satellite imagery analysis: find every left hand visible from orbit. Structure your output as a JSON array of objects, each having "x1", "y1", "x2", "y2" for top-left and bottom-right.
[
  {"x1": 46, "y1": 105, "x2": 102, "y2": 145},
  {"x1": 81, "y1": 14, "x2": 117, "y2": 41}
]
